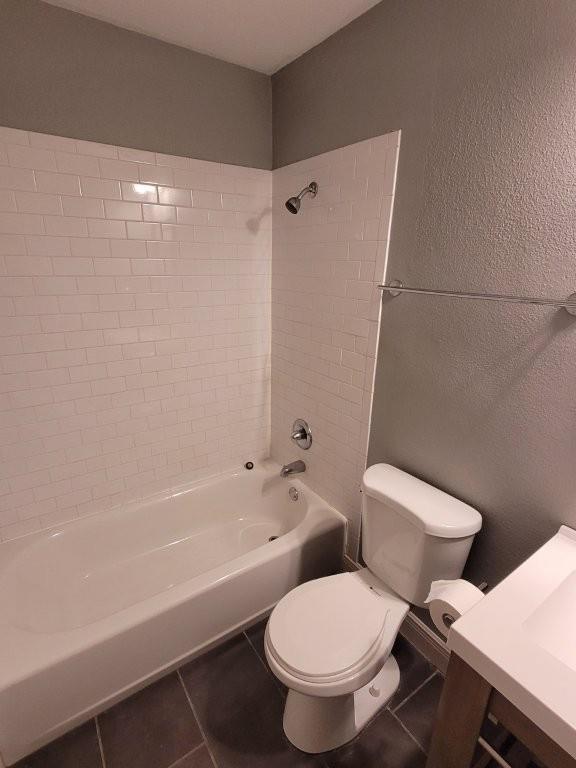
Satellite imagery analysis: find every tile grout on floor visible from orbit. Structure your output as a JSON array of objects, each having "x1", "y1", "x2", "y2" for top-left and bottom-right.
[
  {"x1": 176, "y1": 668, "x2": 220, "y2": 768},
  {"x1": 391, "y1": 670, "x2": 439, "y2": 714},
  {"x1": 242, "y1": 629, "x2": 268, "y2": 673},
  {"x1": 243, "y1": 627, "x2": 289, "y2": 698},
  {"x1": 166, "y1": 741, "x2": 210, "y2": 768},
  {"x1": 242, "y1": 629, "x2": 333, "y2": 768},
  {"x1": 388, "y1": 708, "x2": 428, "y2": 756},
  {"x1": 243, "y1": 630, "x2": 275, "y2": 677},
  {"x1": 95, "y1": 716, "x2": 107, "y2": 768}
]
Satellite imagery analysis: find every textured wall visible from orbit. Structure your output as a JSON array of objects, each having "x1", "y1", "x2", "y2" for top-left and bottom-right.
[
  {"x1": 273, "y1": 0, "x2": 576, "y2": 585},
  {"x1": 0, "y1": 0, "x2": 272, "y2": 169},
  {"x1": 271, "y1": 132, "x2": 399, "y2": 556},
  {"x1": 0, "y1": 126, "x2": 271, "y2": 541}
]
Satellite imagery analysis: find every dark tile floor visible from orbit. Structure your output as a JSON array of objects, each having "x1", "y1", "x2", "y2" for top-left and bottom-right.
[{"x1": 14, "y1": 621, "x2": 536, "y2": 768}]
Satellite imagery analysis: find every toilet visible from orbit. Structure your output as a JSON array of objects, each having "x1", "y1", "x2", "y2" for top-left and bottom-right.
[{"x1": 264, "y1": 463, "x2": 482, "y2": 753}]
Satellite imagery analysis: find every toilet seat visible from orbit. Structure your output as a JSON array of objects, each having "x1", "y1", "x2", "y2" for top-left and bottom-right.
[{"x1": 265, "y1": 571, "x2": 409, "y2": 696}]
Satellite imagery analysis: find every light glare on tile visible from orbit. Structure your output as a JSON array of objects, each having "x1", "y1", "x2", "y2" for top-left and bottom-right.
[{"x1": 133, "y1": 183, "x2": 154, "y2": 196}]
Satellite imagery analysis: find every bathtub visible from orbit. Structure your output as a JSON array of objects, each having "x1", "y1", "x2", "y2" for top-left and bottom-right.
[{"x1": 0, "y1": 461, "x2": 346, "y2": 765}]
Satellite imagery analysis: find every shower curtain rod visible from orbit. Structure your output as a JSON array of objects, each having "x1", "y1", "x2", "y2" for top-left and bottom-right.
[{"x1": 378, "y1": 281, "x2": 576, "y2": 316}]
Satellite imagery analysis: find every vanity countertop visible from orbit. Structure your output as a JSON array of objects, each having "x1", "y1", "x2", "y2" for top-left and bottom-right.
[{"x1": 449, "y1": 525, "x2": 576, "y2": 759}]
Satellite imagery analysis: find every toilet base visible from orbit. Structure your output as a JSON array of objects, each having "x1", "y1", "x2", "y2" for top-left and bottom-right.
[{"x1": 282, "y1": 655, "x2": 400, "y2": 754}]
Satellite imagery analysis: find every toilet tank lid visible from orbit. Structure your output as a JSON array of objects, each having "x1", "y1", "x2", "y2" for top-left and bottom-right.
[{"x1": 362, "y1": 464, "x2": 482, "y2": 538}]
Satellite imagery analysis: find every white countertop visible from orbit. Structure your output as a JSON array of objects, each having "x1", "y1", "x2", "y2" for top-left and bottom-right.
[{"x1": 449, "y1": 525, "x2": 576, "y2": 759}]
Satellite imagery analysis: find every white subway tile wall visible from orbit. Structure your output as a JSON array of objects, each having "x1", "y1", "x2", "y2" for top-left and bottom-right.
[
  {"x1": 271, "y1": 132, "x2": 400, "y2": 556},
  {"x1": 0, "y1": 127, "x2": 272, "y2": 541}
]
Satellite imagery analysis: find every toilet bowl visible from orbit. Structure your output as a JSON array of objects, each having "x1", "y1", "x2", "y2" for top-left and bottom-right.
[
  {"x1": 265, "y1": 463, "x2": 482, "y2": 753},
  {"x1": 265, "y1": 569, "x2": 408, "y2": 753}
]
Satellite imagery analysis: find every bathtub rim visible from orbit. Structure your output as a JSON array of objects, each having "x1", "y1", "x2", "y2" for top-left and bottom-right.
[{"x1": 1, "y1": 459, "x2": 293, "y2": 549}]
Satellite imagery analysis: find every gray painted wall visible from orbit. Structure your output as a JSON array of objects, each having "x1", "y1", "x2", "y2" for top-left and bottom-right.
[
  {"x1": 0, "y1": 0, "x2": 272, "y2": 169},
  {"x1": 273, "y1": 0, "x2": 576, "y2": 586}
]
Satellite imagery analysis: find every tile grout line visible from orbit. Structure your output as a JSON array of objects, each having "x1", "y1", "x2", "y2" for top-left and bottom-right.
[
  {"x1": 243, "y1": 629, "x2": 270, "y2": 674},
  {"x1": 177, "y1": 668, "x2": 220, "y2": 768},
  {"x1": 243, "y1": 629, "x2": 286, "y2": 698},
  {"x1": 391, "y1": 670, "x2": 439, "y2": 714},
  {"x1": 388, "y1": 708, "x2": 428, "y2": 756},
  {"x1": 166, "y1": 741, "x2": 208, "y2": 768},
  {"x1": 243, "y1": 630, "x2": 329, "y2": 768},
  {"x1": 95, "y1": 716, "x2": 107, "y2": 768}
]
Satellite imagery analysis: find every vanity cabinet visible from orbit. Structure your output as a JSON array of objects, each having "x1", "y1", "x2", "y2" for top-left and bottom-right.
[{"x1": 426, "y1": 653, "x2": 576, "y2": 768}]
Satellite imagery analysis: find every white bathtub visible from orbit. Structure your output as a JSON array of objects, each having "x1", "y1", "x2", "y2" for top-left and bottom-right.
[{"x1": 0, "y1": 461, "x2": 346, "y2": 765}]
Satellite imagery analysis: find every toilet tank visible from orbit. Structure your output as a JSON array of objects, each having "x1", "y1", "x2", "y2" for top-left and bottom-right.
[{"x1": 361, "y1": 464, "x2": 482, "y2": 607}]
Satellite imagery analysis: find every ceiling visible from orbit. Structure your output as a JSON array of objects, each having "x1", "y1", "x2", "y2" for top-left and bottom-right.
[{"x1": 43, "y1": 0, "x2": 382, "y2": 74}]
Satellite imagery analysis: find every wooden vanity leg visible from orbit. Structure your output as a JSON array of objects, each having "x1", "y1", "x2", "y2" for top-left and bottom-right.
[{"x1": 426, "y1": 653, "x2": 492, "y2": 768}]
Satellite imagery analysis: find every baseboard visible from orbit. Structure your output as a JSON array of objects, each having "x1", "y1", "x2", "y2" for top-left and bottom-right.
[
  {"x1": 343, "y1": 555, "x2": 450, "y2": 675},
  {"x1": 400, "y1": 610, "x2": 449, "y2": 675}
]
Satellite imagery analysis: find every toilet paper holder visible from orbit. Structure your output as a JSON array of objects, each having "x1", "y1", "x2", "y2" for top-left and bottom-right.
[{"x1": 441, "y1": 582, "x2": 488, "y2": 628}]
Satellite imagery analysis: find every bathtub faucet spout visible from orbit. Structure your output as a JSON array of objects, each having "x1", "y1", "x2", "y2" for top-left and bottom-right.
[{"x1": 280, "y1": 460, "x2": 306, "y2": 478}]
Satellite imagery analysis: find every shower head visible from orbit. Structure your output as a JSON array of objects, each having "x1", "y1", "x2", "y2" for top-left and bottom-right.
[
  {"x1": 285, "y1": 181, "x2": 318, "y2": 214},
  {"x1": 285, "y1": 196, "x2": 301, "y2": 214}
]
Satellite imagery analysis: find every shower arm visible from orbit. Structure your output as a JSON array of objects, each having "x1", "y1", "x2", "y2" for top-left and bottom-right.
[{"x1": 298, "y1": 182, "x2": 318, "y2": 200}]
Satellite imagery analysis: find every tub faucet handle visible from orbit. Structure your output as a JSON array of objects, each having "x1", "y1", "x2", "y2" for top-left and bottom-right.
[{"x1": 290, "y1": 419, "x2": 312, "y2": 450}]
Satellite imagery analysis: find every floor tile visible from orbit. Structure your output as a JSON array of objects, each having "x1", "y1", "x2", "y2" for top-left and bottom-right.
[
  {"x1": 394, "y1": 673, "x2": 444, "y2": 752},
  {"x1": 244, "y1": 619, "x2": 267, "y2": 662},
  {"x1": 14, "y1": 720, "x2": 102, "y2": 768},
  {"x1": 12, "y1": 628, "x2": 443, "y2": 768},
  {"x1": 98, "y1": 672, "x2": 203, "y2": 768},
  {"x1": 388, "y1": 636, "x2": 435, "y2": 710},
  {"x1": 180, "y1": 633, "x2": 322, "y2": 768},
  {"x1": 170, "y1": 745, "x2": 215, "y2": 768},
  {"x1": 323, "y1": 710, "x2": 426, "y2": 768},
  {"x1": 245, "y1": 619, "x2": 287, "y2": 697}
]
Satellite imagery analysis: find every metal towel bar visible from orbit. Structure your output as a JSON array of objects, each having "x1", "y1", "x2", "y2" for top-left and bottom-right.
[{"x1": 378, "y1": 281, "x2": 576, "y2": 316}]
